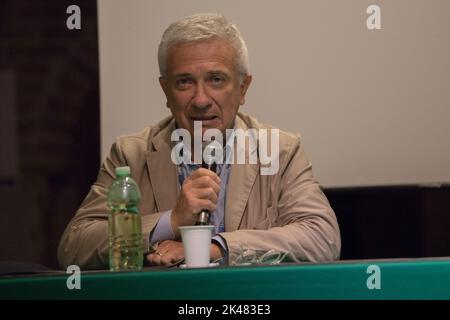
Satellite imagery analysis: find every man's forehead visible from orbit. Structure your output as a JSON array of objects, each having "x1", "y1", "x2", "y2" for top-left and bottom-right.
[
  {"x1": 166, "y1": 40, "x2": 238, "y2": 76},
  {"x1": 170, "y1": 42, "x2": 233, "y2": 59}
]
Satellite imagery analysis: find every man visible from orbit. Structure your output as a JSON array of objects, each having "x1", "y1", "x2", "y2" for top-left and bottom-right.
[{"x1": 58, "y1": 13, "x2": 340, "y2": 269}]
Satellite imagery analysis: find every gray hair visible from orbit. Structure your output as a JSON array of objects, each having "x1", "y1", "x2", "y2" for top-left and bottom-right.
[{"x1": 158, "y1": 13, "x2": 250, "y2": 79}]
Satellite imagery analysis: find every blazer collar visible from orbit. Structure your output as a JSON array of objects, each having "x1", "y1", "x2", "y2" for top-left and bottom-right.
[{"x1": 146, "y1": 118, "x2": 179, "y2": 211}]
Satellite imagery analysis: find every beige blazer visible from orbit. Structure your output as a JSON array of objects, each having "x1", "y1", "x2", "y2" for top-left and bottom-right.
[{"x1": 58, "y1": 112, "x2": 341, "y2": 269}]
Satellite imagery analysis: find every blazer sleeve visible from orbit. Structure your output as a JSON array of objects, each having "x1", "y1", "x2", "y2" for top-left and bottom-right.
[
  {"x1": 220, "y1": 136, "x2": 341, "y2": 263},
  {"x1": 57, "y1": 138, "x2": 164, "y2": 270}
]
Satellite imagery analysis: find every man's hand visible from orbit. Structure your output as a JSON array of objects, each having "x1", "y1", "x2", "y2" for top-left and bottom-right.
[
  {"x1": 145, "y1": 240, "x2": 224, "y2": 266},
  {"x1": 146, "y1": 240, "x2": 184, "y2": 266},
  {"x1": 171, "y1": 168, "x2": 221, "y2": 238}
]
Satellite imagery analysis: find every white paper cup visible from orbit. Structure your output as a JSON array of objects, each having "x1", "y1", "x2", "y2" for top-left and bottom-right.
[{"x1": 179, "y1": 225, "x2": 214, "y2": 268}]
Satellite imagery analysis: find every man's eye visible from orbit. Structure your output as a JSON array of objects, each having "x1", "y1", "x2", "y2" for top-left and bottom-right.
[
  {"x1": 175, "y1": 78, "x2": 193, "y2": 88},
  {"x1": 210, "y1": 76, "x2": 225, "y2": 86}
]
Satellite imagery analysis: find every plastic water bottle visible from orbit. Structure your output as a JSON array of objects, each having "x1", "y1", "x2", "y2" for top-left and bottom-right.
[{"x1": 107, "y1": 166, "x2": 143, "y2": 271}]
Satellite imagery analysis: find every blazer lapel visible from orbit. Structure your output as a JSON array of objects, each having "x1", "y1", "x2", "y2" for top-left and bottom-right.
[
  {"x1": 225, "y1": 162, "x2": 259, "y2": 231},
  {"x1": 225, "y1": 116, "x2": 260, "y2": 231},
  {"x1": 146, "y1": 121, "x2": 179, "y2": 212}
]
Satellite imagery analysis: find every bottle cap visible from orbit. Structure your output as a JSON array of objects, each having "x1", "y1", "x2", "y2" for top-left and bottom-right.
[{"x1": 115, "y1": 166, "x2": 131, "y2": 177}]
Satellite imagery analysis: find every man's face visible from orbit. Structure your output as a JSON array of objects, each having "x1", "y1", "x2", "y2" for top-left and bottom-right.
[{"x1": 159, "y1": 39, "x2": 252, "y2": 137}]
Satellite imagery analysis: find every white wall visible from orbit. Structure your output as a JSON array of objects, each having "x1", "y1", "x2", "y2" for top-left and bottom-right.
[{"x1": 98, "y1": 0, "x2": 450, "y2": 188}]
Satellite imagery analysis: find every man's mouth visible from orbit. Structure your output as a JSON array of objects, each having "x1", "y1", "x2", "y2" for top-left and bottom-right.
[
  {"x1": 190, "y1": 115, "x2": 220, "y2": 129},
  {"x1": 191, "y1": 115, "x2": 217, "y2": 121},
  {"x1": 190, "y1": 115, "x2": 218, "y2": 121}
]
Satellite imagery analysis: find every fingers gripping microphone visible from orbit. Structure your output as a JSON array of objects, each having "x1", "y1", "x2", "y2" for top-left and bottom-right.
[{"x1": 195, "y1": 143, "x2": 218, "y2": 226}]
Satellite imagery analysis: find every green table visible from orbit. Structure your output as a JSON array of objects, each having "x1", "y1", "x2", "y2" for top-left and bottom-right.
[{"x1": 1, "y1": 257, "x2": 450, "y2": 299}]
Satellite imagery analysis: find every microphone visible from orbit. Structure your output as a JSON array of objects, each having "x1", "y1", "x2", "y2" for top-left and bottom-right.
[{"x1": 195, "y1": 143, "x2": 218, "y2": 226}]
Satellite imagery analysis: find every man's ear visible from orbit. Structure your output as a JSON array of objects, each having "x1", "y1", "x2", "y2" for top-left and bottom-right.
[
  {"x1": 159, "y1": 76, "x2": 170, "y2": 108},
  {"x1": 239, "y1": 75, "x2": 252, "y2": 106}
]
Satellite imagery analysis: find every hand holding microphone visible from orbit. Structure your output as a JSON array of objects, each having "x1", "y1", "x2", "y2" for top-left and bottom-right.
[{"x1": 171, "y1": 143, "x2": 221, "y2": 237}]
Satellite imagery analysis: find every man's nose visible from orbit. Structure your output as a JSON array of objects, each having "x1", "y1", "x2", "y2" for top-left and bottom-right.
[{"x1": 192, "y1": 83, "x2": 212, "y2": 109}]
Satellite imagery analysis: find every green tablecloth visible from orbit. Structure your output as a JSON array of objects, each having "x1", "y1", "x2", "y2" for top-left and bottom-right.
[{"x1": 1, "y1": 258, "x2": 450, "y2": 299}]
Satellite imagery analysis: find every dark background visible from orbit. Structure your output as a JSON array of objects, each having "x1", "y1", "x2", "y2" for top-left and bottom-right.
[
  {"x1": 325, "y1": 186, "x2": 450, "y2": 260},
  {"x1": 0, "y1": 1, "x2": 100, "y2": 269},
  {"x1": 0, "y1": 1, "x2": 449, "y2": 270}
]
